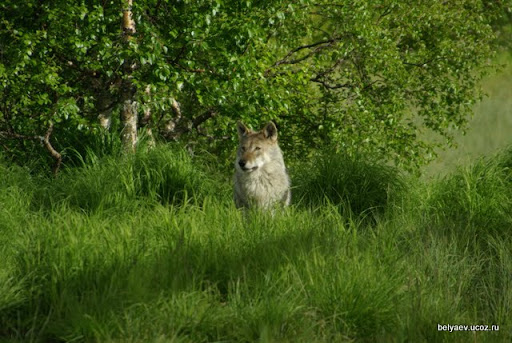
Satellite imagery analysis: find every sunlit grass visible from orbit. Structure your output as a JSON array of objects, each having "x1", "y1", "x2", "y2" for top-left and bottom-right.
[{"x1": 1, "y1": 144, "x2": 511, "y2": 342}]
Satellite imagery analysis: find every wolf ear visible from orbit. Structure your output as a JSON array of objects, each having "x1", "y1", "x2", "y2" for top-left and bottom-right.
[
  {"x1": 237, "y1": 121, "x2": 250, "y2": 138},
  {"x1": 263, "y1": 122, "x2": 278, "y2": 142}
]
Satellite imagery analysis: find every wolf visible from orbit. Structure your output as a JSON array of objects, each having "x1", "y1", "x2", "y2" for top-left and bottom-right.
[{"x1": 234, "y1": 121, "x2": 291, "y2": 210}]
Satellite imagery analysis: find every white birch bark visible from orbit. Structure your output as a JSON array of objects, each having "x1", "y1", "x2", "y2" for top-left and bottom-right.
[{"x1": 120, "y1": 0, "x2": 138, "y2": 152}]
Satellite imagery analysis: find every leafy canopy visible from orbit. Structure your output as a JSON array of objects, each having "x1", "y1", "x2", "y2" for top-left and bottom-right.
[{"x1": 0, "y1": 0, "x2": 506, "y2": 170}]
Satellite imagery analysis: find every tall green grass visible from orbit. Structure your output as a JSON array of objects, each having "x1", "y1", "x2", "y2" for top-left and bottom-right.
[
  {"x1": 1, "y1": 145, "x2": 511, "y2": 342},
  {"x1": 292, "y1": 152, "x2": 405, "y2": 222},
  {"x1": 426, "y1": 150, "x2": 512, "y2": 237},
  {"x1": 32, "y1": 145, "x2": 222, "y2": 213}
]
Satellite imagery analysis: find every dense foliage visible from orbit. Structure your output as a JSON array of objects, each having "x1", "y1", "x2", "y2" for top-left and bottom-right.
[{"x1": 0, "y1": 0, "x2": 508, "y2": 171}]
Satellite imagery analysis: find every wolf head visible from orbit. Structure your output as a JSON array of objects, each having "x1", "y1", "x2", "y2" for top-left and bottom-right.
[{"x1": 235, "y1": 121, "x2": 280, "y2": 173}]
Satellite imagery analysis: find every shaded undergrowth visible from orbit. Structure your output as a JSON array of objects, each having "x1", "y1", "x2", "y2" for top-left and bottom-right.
[
  {"x1": 32, "y1": 145, "x2": 223, "y2": 213},
  {"x1": 292, "y1": 152, "x2": 406, "y2": 223}
]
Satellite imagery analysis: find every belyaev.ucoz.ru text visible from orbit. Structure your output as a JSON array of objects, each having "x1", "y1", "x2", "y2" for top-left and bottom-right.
[{"x1": 438, "y1": 324, "x2": 499, "y2": 333}]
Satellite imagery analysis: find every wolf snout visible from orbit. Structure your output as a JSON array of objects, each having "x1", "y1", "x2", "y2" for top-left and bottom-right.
[{"x1": 238, "y1": 160, "x2": 258, "y2": 171}]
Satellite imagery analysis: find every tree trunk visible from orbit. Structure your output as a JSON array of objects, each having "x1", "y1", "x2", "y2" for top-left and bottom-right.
[
  {"x1": 97, "y1": 92, "x2": 113, "y2": 130},
  {"x1": 140, "y1": 84, "x2": 155, "y2": 148},
  {"x1": 120, "y1": 0, "x2": 138, "y2": 152},
  {"x1": 121, "y1": 93, "x2": 138, "y2": 151}
]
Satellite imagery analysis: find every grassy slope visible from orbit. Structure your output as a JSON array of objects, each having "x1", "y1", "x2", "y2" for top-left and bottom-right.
[
  {"x1": 1, "y1": 144, "x2": 511, "y2": 343},
  {"x1": 1, "y1": 54, "x2": 511, "y2": 343}
]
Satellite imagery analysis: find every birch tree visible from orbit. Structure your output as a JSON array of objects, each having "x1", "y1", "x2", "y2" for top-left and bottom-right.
[
  {"x1": 120, "y1": 0, "x2": 138, "y2": 152},
  {"x1": 0, "y1": 0, "x2": 507, "y2": 172}
]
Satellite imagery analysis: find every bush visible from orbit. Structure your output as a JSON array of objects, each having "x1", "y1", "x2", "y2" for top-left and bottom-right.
[
  {"x1": 293, "y1": 153, "x2": 405, "y2": 221},
  {"x1": 33, "y1": 144, "x2": 220, "y2": 212}
]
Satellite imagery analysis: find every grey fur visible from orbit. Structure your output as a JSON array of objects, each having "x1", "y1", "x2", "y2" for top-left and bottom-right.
[{"x1": 234, "y1": 122, "x2": 291, "y2": 210}]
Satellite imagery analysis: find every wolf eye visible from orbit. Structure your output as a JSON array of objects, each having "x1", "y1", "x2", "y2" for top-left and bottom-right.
[
  {"x1": 241, "y1": 147, "x2": 246, "y2": 152},
  {"x1": 255, "y1": 147, "x2": 261, "y2": 150}
]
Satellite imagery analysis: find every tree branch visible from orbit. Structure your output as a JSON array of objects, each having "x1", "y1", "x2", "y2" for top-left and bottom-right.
[
  {"x1": 192, "y1": 108, "x2": 216, "y2": 129},
  {"x1": 162, "y1": 106, "x2": 217, "y2": 141},
  {"x1": 0, "y1": 130, "x2": 38, "y2": 141},
  {"x1": 310, "y1": 76, "x2": 351, "y2": 89},
  {"x1": 403, "y1": 57, "x2": 439, "y2": 68},
  {"x1": 265, "y1": 38, "x2": 340, "y2": 76},
  {"x1": 0, "y1": 122, "x2": 62, "y2": 175},
  {"x1": 277, "y1": 39, "x2": 337, "y2": 65},
  {"x1": 42, "y1": 123, "x2": 62, "y2": 175}
]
